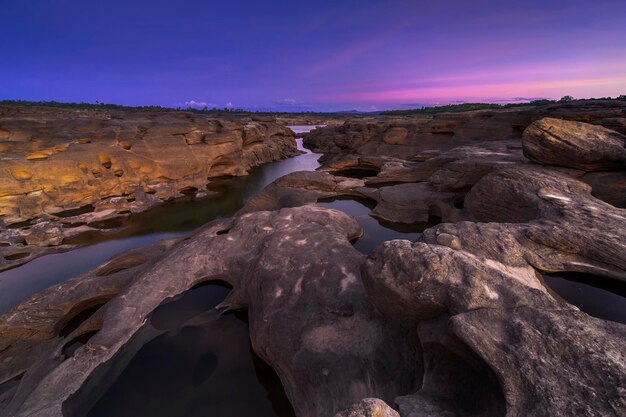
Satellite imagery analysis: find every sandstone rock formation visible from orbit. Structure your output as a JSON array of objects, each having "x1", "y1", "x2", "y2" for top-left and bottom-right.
[
  {"x1": 363, "y1": 239, "x2": 625, "y2": 417},
  {"x1": 1, "y1": 101, "x2": 625, "y2": 417},
  {"x1": 523, "y1": 117, "x2": 626, "y2": 171},
  {"x1": 0, "y1": 105, "x2": 300, "y2": 270},
  {"x1": 0, "y1": 106, "x2": 298, "y2": 225},
  {"x1": 336, "y1": 398, "x2": 400, "y2": 417},
  {"x1": 304, "y1": 100, "x2": 626, "y2": 162},
  {"x1": 0, "y1": 206, "x2": 417, "y2": 417}
]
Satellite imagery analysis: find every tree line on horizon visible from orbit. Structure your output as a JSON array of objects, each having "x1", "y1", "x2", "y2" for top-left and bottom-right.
[
  {"x1": 379, "y1": 95, "x2": 626, "y2": 116},
  {"x1": 0, "y1": 95, "x2": 624, "y2": 116}
]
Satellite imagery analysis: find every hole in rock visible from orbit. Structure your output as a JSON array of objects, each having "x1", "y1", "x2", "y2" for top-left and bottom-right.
[
  {"x1": 77, "y1": 282, "x2": 296, "y2": 417},
  {"x1": 418, "y1": 342, "x2": 506, "y2": 417},
  {"x1": 0, "y1": 242, "x2": 11, "y2": 247},
  {"x1": 453, "y1": 197, "x2": 465, "y2": 209},
  {"x1": 6, "y1": 220, "x2": 32, "y2": 229},
  {"x1": 150, "y1": 280, "x2": 233, "y2": 331},
  {"x1": 179, "y1": 186, "x2": 199, "y2": 195},
  {"x1": 55, "y1": 205, "x2": 95, "y2": 218},
  {"x1": 216, "y1": 228, "x2": 230, "y2": 235},
  {"x1": 363, "y1": 181, "x2": 405, "y2": 189},
  {"x1": 0, "y1": 372, "x2": 23, "y2": 399},
  {"x1": 58, "y1": 297, "x2": 114, "y2": 337},
  {"x1": 332, "y1": 167, "x2": 380, "y2": 179},
  {"x1": 542, "y1": 271, "x2": 626, "y2": 324},
  {"x1": 3, "y1": 252, "x2": 30, "y2": 261},
  {"x1": 317, "y1": 195, "x2": 377, "y2": 210},
  {"x1": 63, "y1": 330, "x2": 99, "y2": 358},
  {"x1": 427, "y1": 205, "x2": 443, "y2": 223}
]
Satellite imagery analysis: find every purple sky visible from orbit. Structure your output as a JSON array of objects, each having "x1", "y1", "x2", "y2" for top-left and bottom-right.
[{"x1": 1, "y1": 0, "x2": 625, "y2": 111}]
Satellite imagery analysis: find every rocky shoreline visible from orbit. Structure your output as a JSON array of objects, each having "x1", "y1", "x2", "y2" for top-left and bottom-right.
[
  {"x1": 0, "y1": 100, "x2": 625, "y2": 417},
  {"x1": 0, "y1": 106, "x2": 301, "y2": 271}
]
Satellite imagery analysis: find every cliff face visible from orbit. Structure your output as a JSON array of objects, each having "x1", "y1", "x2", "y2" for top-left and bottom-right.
[{"x1": 0, "y1": 106, "x2": 299, "y2": 225}]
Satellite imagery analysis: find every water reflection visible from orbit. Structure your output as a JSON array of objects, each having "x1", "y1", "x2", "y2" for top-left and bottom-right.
[
  {"x1": 543, "y1": 272, "x2": 626, "y2": 324},
  {"x1": 0, "y1": 129, "x2": 323, "y2": 314},
  {"x1": 86, "y1": 283, "x2": 296, "y2": 417},
  {"x1": 316, "y1": 198, "x2": 428, "y2": 254}
]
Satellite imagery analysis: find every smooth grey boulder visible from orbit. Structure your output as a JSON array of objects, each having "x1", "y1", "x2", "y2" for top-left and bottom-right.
[{"x1": 363, "y1": 240, "x2": 626, "y2": 417}]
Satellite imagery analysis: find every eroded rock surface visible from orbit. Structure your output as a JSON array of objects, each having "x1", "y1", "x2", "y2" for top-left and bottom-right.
[
  {"x1": 0, "y1": 105, "x2": 300, "y2": 270},
  {"x1": 304, "y1": 100, "x2": 626, "y2": 162},
  {"x1": 1, "y1": 102, "x2": 626, "y2": 417},
  {"x1": 0, "y1": 206, "x2": 417, "y2": 417},
  {"x1": 363, "y1": 239, "x2": 625, "y2": 417},
  {"x1": 522, "y1": 117, "x2": 626, "y2": 171}
]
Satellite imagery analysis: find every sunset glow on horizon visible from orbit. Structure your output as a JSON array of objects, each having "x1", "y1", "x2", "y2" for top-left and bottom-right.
[{"x1": 1, "y1": 0, "x2": 625, "y2": 111}]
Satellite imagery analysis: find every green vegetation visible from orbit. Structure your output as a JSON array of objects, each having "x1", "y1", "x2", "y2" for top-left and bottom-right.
[
  {"x1": 380, "y1": 95, "x2": 625, "y2": 116},
  {"x1": 0, "y1": 99, "x2": 350, "y2": 118},
  {"x1": 0, "y1": 99, "x2": 170, "y2": 112},
  {"x1": 2, "y1": 96, "x2": 624, "y2": 117},
  {"x1": 379, "y1": 100, "x2": 556, "y2": 116}
]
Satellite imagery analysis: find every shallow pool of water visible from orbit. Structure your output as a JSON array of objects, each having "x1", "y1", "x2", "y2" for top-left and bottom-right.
[
  {"x1": 85, "y1": 283, "x2": 296, "y2": 417},
  {"x1": 543, "y1": 272, "x2": 626, "y2": 324},
  {"x1": 316, "y1": 198, "x2": 437, "y2": 254}
]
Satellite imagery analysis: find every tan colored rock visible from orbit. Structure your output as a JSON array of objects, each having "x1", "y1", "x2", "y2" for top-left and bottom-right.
[
  {"x1": 25, "y1": 152, "x2": 49, "y2": 161},
  {"x1": 335, "y1": 398, "x2": 400, "y2": 417},
  {"x1": 9, "y1": 168, "x2": 32, "y2": 181},
  {"x1": 383, "y1": 127, "x2": 408, "y2": 144},
  {"x1": 522, "y1": 117, "x2": 626, "y2": 171},
  {"x1": 0, "y1": 106, "x2": 298, "y2": 225}
]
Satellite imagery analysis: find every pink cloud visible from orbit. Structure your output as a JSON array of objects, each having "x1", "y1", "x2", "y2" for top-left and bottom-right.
[{"x1": 329, "y1": 75, "x2": 626, "y2": 104}]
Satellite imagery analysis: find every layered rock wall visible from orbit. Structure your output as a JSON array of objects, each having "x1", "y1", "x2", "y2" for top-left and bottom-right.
[{"x1": 0, "y1": 106, "x2": 299, "y2": 225}]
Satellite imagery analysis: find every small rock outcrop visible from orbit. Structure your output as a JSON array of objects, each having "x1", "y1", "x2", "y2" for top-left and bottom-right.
[{"x1": 336, "y1": 398, "x2": 400, "y2": 417}]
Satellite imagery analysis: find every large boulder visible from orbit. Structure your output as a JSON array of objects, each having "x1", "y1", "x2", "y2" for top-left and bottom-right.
[
  {"x1": 522, "y1": 117, "x2": 626, "y2": 171},
  {"x1": 363, "y1": 239, "x2": 626, "y2": 417}
]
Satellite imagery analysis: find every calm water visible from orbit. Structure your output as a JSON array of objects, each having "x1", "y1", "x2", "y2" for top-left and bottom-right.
[
  {"x1": 543, "y1": 272, "x2": 626, "y2": 324},
  {"x1": 0, "y1": 127, "x2": 322, "y2": 313},
  {"x1": 316, "y1": 198, "x2": 427, "y2": 254},
  {"x1": 85, "y1": 283, "x2": 296, "y2": 417}
]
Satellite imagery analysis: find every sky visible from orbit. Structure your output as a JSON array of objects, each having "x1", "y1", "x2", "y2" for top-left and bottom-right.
[{"x1": 1, "y1": 0, "x2": 625, "y2": 111}]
